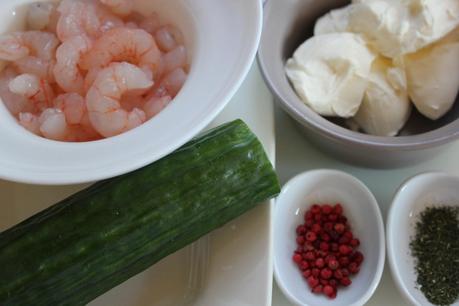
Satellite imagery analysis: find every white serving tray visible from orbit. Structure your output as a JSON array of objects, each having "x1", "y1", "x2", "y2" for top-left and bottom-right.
[
  {"x1": 272, "y1": 100, "x2": 459, "y2": 306},
  {"x1": 0, "y1": 63, "x2": 275, "y2": 306}
]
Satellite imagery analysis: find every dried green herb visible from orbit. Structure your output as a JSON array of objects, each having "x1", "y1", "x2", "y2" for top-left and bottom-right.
[{"x1": 410, "y1": 206, "x2": 459, "y2": 306}]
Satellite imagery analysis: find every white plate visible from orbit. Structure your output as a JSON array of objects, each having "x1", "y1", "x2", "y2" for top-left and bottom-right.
[{"x1": 0, "y1": 64, "x2": 275, "y2": 306}]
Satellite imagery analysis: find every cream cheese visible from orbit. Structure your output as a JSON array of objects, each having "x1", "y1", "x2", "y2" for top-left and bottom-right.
[
  {"x1": 285, "y1": 33, "x2": 375, "y2": 118},
  {"x1": 348, "y1": 0, "x2": 459, "y2": 58},
  {"x1": 351, "y1": 57, "x2": 411, "y2": 136},
  {"x1": 403, "y1": 27, "x2": 459, "y2": 120}
]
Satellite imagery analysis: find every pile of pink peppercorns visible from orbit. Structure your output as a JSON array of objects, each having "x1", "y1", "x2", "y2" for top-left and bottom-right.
[{"x1": 292, "y1": 203, "x2": 364, "y2": 299}]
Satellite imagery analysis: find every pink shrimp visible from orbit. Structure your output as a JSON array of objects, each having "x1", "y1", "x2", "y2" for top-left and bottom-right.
[
  {"x1": 54, "y1": 93, "x2": 101, "y2": 141},
  {"x1": 84, "y1": 67, "x2": 102, "y2": 92},
  {"x1": 0, "y1": 31, "x2": 59, "y2": 61},
  {"x1": 9, "y1": 73, "x2": 54, "y2": 112},
  {"x1": 162, "y1": 45, "x2": 187, "y2": 75},
  {"x1": 54, "y1": 93, "x2": 86, "y2": 125},
  {"x1": 27, "y1": 2, "x2": 59, "y2": 32},
  {"x1": 38, "y1": 108, "x2": 68, "y2": 141},
  {"x1": 143, "y1": 95, "x2": 172, "y2": 119},
  {"x1": 99, "y1": 0, "x2": 133, "y2": 16},
  {"x1": 53, "y1": 34, "x2": 93, "y2": 94},
  {"x1": 155, "y1": 25, "x2": 184, "y2": 52},
  {"x1": 0, "y1": 67, "x2": 31, "y2": 115},
  {"x1": 18, "y1": 112, "x2": 41, "y2": 135},
  {"x1": 80, "y1": 28, "x2": 161, "y2": 73},
  {"x1": 14, "y1": 57, "x2": 55, "y2": 83},
  {"x1": 149, "y1": 67, "x2": 187, "y2": 98},
  {"x1": 56, "y1": 0, "x2": 123, "y2": 41},
  {"x1": 86, "y1": 62, "x2": 153, "y2": 137},
  {"x1": 138, "y1": 13, "x2": 160, "y2": 34}
]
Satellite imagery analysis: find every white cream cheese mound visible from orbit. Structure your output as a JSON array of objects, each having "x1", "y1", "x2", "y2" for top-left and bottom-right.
[
  {"x1": 403, "y1": 27, "x2": 459, "y2": 120},
  {"x1": 314, "y1": 6, "x2": 352, "y2": 35},
  {"x1": 285, "y1": 33, "x2": 375, "y2": 117},
  {"x1": 351, "y1": 57, "x2": 411, "y2": 136},
  {"x1": 348, "y1": 0, "x2": 459, "y2": 58}
]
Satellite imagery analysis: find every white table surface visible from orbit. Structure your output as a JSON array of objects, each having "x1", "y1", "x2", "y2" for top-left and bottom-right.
[{"x1": 271, "y1": 103, "x2": 459, "y2": 306}]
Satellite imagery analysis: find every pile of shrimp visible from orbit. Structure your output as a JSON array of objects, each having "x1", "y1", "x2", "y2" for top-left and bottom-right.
[{"x1": 0, "y1": 0, "x2": 188, "y2": 141}]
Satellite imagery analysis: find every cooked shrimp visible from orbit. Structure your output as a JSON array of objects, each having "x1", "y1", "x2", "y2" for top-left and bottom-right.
[
  {"x1": 139, "y1": 13, "x2": 160, "y2": 34},
  {"x1": 54, "y1": 34, "x2": 93, "y2": 94},
  {"x1": 0, "y1": 67, "x2": 31, "y2": 115},
  {"x1": 120, "y1": 91, "x2": 146, "y2": 111},
  {"x1": 94, "y1": 1, "x2": 125, "y2": 33},
  {"x1": 9, "y1": 73, "x2": 54, "y2": 111},
  {"x1": 0, "y1": 31, "x2": 59, "y2": 62},
  {"x1": 14, "y1": 57, "x2": 55, "y2": 83},
  {"x1": 0, "y1": 34, "x2": 29, "y2": 61},
  {"x1": 57, "y1": 0, "x2": 123, "y2": 41},
  {"x1": 100, "y1": 0, "x2": 133, "y2": 16},
  {"x1": 57, "y1": 0, "x2": 98, "y2": 41},
  {"x1": 54, "y1": 93, "x2": 86, "y2": 125},
  {"x1": 86, "y1": 62, "x2": 153, "y2": 137},
  {"x1": 162, "y1": 45, "x2": 187, "y2": 74},
  {"x1": 143, "y1": 95, "x2": 171, "y2": 119},
  {"x1": 27, "y1": 2, "x2": 58, "y2": 31},
  {"x1": 54, "y1": 93, "x2": 101, "y2": 141},
  {"x1": 155, "y1": 25, "x2": 184, "y2": 52},
  {"x1": 39, "y1": 108, "x2": 68, "y2": 141},
  {"x1": 149, "y1": 67, "x2": 187, "y2": 98},
  {"x1": 84, "y1": 67, "x2": 102, "y2": 91},
  {"x1": 80, "y1": 28, "x2": 161, "y2": 73},
  {"x1": 19, "y1": 112, "x2": 41, "y2": 135},
  {"x1": 125, "y1": 22, "x2": 138, "y2": 29},
  {"x1": 0, "y1": 31, "x2": 59, "y2": 83}
]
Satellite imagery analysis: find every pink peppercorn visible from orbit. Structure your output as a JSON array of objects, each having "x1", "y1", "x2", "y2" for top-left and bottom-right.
[
  {"x1": 340, "y1": 277, "x2": 352, "y2": 286},
  {"x1": 320, "y1": 268, "x2": 333, "y2": 279},
  {"x1": 328, "y1": 259, "x2": 339, "y2": 270},
  {"x1": 333, "y1": 204, "x2": 343, "y2": 215},
  {"x1": 339, "y1": 244, "x2": 352, "y2": 255},
  {"x1": 296, "y1": 225, "x2": 306, "y2": 235},
  {"x1": 321, "y1": 204, "x2": 333, "y2": 215},
  {"x1": 293, "y1": 253, "x2": 302, "y2": 264},
  {"x1": 292, "y1": 203, "x2": 364, "y2": 300},
  {"x1": 320, "y1": 242, "x2": 330, "y2": 251},
  {"x1": 312, "y1": 268, "x2": 320, "y2": 277},
  {"x1": 305, "y1": 231, "x2": 317, "y2": 242},
  {"x1": 296, "y1": 236, "x2": 305, "y2": 245},
  {"x1": 323, "y1": 285, "x2": 335, "y2": 298},
  {"x1": 312, "y1": 285, "x2": 323, "y2": 293},
  {"x1": 315, "y1": 258, "x2": 325, "y2": 268}
]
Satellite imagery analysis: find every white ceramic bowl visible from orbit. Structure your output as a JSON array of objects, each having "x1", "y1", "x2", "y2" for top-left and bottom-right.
[
  {"x1": 274, "y1": 170, "x2": 385, "y2": 306},
  {"x1": 0, "y1": 0, "x2": 262, "y2": 185},
  {"x1": 387, "y1": 172, "x2": 459, "y2": 306}
]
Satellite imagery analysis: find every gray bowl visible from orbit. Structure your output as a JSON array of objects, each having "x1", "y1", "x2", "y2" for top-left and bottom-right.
[{"x1": 258, "y1": 0, "x2": 459, "y2": 168}]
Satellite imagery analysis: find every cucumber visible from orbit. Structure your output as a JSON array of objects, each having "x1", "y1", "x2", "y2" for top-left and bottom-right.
[{"x1": 0, "y1": 119, "x2": 280, "y2": 306}]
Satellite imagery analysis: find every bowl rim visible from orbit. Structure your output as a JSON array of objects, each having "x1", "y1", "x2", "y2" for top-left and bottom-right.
[
  {"x1": 257, "y1": 0, "x2": 459, "y2": 151},
  {"x1": 386, "y1": 171, "x2": 459, "y2": 306},
  {"x1": 273, "y1": 169, "x2": 386, "y2": 306}
]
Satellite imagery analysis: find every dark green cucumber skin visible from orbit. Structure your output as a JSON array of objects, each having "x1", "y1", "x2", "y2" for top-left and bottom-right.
[{"x1": 0, "y1": 119, "x2": 280, "y2": 306}]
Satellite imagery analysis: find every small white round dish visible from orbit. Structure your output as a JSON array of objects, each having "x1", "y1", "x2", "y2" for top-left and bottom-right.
[
  {"x1": 387, "y1": 172, "x2": 459, "y2": 306},
  {"x1": 0, "y1": 0, "x2": 262, "y2": 185},
  {"x1": 274, "y1": 169, "x2": 385, "y2": 306}
]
